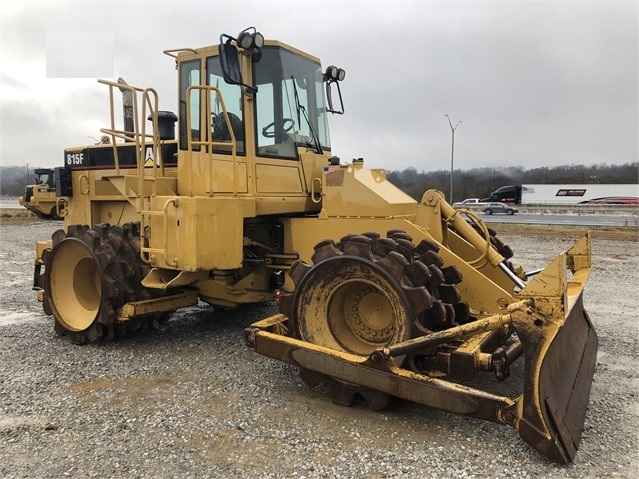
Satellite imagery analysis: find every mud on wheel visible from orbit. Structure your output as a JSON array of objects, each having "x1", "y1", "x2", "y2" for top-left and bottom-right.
[
  {"x1": 41, "y1": 222, "x2": 162, "y2": 344},
  {"x1": 280, "y1": 230, "x2": 470, "y2": 370}
]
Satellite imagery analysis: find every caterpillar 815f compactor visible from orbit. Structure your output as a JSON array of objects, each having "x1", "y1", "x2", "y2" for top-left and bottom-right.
[{"x1": 32, "y1": 27, "x2": 597, "y2": 464}]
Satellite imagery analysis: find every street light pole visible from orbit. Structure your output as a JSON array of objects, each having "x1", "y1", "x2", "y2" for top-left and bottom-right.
[{"x1": 445, "y1": 115, "x2": 461, "y2": 204}]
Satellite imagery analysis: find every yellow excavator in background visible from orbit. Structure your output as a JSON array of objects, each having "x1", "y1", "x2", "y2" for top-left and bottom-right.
[{"x1": 31, "y1": 27, "x2": 597, "y2": 464}]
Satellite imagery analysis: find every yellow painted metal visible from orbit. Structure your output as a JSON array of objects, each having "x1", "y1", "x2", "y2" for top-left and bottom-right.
[
  {"x1": 517, "y1": 232, "x2": 591, "y2": 320},
  {"x1": 117, "y1": 290, "x2": 199, "y2": 319},
  {"x1": 506, "y1": 234, "x2": 596, "y2": 462},
  {"x1": 194, "y1": 268, "x2": 275, "y2": 307},
  {"x1": 146, "y1": 195, "x2": 246, "y2": 271},
  {"x1": 48, "y1": 239, "x2": 101, "y2": 331},
  {"x1": 18, "y1": 186, "x2": 62, "y2": 219},
  {"x1": 416, "y1": 189, "x2": 522, "y2": 291},
  {"x1": 141, "y1": 269, "x2": 209, "y2": 289},
  {"x1": 321, "y1": 161, "x2": 418, "y2": 218},
  {"x1": 35, "y1": 241, "x2": 52, "y2": 266},
  {"x1": 384, "y1": 300, "x2": 529, "y2": 357},
  {"x1": 419, "y1": 190, "x2": 504, "y2": 267},
  {"x1": 247, "y1": 314, "x2": 517, "y2": 416},
  {"x1": 256, "y1": 163, "x2": 304, "y2": 193}
]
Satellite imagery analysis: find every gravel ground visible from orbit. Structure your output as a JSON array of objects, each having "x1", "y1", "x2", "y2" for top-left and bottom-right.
[{"x1": 1, "y1": 219, "x2": 637, "y2": 478}]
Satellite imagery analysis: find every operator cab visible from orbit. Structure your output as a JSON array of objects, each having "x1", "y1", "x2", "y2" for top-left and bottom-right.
[
  {"x1": 172, "y1": 27, "x2": 345, "y2": 162},
  {"x1": 34, "y1": 168, "x2": 54, "y2": 189}
]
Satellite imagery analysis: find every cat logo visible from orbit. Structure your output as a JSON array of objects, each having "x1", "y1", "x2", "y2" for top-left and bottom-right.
[{"x1": 144, "y1": 146, "x2": 156, "y2": 167}]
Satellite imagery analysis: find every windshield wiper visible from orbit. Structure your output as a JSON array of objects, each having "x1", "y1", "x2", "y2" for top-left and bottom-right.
[{"x1": 291, "y1": 76, "x2": 322, "y2": 155}]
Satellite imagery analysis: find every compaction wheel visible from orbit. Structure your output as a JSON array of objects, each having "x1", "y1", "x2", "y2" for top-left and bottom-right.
[
  {"x1": 281, "y1": 231, "x2": 470, "y2": 365},
  {"x1": 42, "y1": 222, "x2": 162, "y2": 344}
]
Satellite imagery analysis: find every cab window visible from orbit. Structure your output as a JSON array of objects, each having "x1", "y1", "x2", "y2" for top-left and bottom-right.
[
  {"x1": 253, "y1": 47, "x2": 331, "y2": 159},
  {"x1": 178, "y1": 60, "x2": 200, "y2": 151},
  {"x1": 207, "y1": 57, "x2": 245, "y2": 154}
]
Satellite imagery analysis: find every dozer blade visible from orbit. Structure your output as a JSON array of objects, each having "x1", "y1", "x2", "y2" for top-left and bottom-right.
[{"x1": 510, "y1": 233, "x2": 598, "y2": 463}]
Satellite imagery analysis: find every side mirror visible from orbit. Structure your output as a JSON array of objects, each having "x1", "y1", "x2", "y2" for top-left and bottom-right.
[
  {"x1": 220, "y1": 39, "x2": 243, "y2": 86},
  {"x1": 219, "y1": 34, "x2": 258, "y2": 94},
  {"x1": 324, "y1": 65, "x2": 345, "y2": 115}
]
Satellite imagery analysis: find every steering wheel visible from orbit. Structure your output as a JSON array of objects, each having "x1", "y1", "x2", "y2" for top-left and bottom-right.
[{"x1": 262, "y1": 118, "x2": 295, "y2": 138}]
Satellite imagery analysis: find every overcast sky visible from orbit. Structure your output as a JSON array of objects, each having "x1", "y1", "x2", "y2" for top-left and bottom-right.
[{"x1": 0, "y1": 1, "x2": 636, "y2": 172}]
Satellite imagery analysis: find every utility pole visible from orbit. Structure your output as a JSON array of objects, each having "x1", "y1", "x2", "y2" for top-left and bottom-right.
[{"x1": 445, "y1": 115, "x2": 461, "y2": 204}]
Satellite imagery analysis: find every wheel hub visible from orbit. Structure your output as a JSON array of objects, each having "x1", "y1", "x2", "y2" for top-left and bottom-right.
[
  {"x1": 293, "y1": 256, "x2": 412, "y2": 358},
  {"x1": 48, "y1": 239, "x2": 101, "y2": 331},
  {"x1": 342, "y1": 284, "x2": 394, "y2": 343}
]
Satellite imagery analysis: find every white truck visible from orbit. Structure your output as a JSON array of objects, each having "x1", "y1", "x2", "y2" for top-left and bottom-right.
[
  {"x1": 488, "y1": 184, "x2": 639, "y2": 205},
  {"x1": 521, "y1": 184, "x2": 638, "y2": 205},
  {"x1": 452, "y1": 198, "x2": 487, "y2": 208}
]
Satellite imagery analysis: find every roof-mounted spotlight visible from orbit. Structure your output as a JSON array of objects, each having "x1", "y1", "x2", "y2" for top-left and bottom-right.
[
  {"x1": 253, "y1": 32, "x2": 264, "y2": 49},
  {"x1": 237, "y1": 27, "x2": 264, "y2": 50},
  {"x1": 324, "y1": 65, "x2": 346, "y2": 82}
]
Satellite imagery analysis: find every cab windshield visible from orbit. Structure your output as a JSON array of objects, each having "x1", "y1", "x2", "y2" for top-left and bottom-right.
[{"x1": 253, "y1": 46, "x2": 331, "y2": 159}]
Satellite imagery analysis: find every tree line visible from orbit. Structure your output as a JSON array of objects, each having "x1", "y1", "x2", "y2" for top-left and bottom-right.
[
  {"x1": 386, "y1": 162, "x2": 638, "y2": 203},
  {"x1": 0, "y1": 165, "x2": 36, "y2": 197},
  {"x1": 1, "y1": 162, "x2": 637, "y2": 200}
]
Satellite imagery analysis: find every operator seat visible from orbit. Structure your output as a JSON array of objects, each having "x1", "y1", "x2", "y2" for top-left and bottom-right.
[{"x1": 212, "y1": 112, "x2": 244, "y2": 142}]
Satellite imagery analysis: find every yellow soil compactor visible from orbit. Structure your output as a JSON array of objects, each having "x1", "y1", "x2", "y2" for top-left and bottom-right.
[{"x1": 31, "y1": 28, "x2": 597, "y2": 464}]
